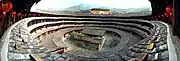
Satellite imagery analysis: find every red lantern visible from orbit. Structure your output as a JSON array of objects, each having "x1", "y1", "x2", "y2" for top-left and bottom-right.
[
  {"x1": 33, "y1": 14, "x2": 36, "y2": 17},
  {"x1": 38, "y1": 14, "x2": 41, "y2": 16},
  {"x1": 166, "y1": 5, "x2": 173, "y2": 13},
  {"x1": 0, "y1": 1, "x2": 13, "y2": 12},
  {"x1": 11, "y1": 11, "x2": 16, "y2": 17},
  {"x1": 17, "y1": 13, "x2": 22, "y2": 16},
  {"x1": 2, "y1": 12, "x2": 6, "y2": 17},
  {"x1": 165, "y1": 4, "x2": 174, "y2": 24},
  {"x1": 12, "y1": 11, "x2": 16, "y2": 15}
]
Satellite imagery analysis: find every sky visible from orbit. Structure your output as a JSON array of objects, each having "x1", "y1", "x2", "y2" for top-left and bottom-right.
[
  {"x1": 31, "y1": 0, "x2": 151, "y2": 10},
  {"x1": 81, "y1": 0, "x2": 151, "y2": 8}
]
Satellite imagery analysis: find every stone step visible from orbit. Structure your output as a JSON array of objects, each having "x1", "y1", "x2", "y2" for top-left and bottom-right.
[
  {"x1": 125, "y1": 50, "x2": 148, "y2": 61},
  {"x1": 13, "y1": 49, "x2": 30, "y2": 53},
  {"x1": 8, "y1": 53, "x2": 31, "y2": 60},
  {"x1": 147, "y1": 53, "x2": 159, "y2": 61},
  {"x1": 30, "y1": 54, "x2": 45, "y2": 61},
  {"x1": 158, "y1": 51, "x2": 169, "y2": 60},
  {"x1": 151, "y1": 44, "x2": 168, "y2": 53},
  {"x1": 108, "y1": 54, "x2": 123, "y2": 61},
  {"x1": 133, "y1": 44, "x2": 148, "y2": 49},
  {"x1": 125, "y1": 51, "x2": 138, "y2": 58},
  {"x1": 129, "y1": 47, "x2": 148, "y2": 53},
  {"x1": 44, "y1": 52, "x2": 69, "y2": 61},
  {"x1": 137, "y1": 39, "x2": 151, "y2": 45},
  {"x1": 148, "y1": 51, "x2": 169, "y2": 61},
  {"x1": 121, "y1": 55, "x2": 135, "y2": 61},
  {"x1": 154, "y1": 41, "x2": 167, "y2": 47}
]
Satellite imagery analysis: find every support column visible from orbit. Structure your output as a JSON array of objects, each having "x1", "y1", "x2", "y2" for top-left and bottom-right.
[{"x1": 173, "y1": 0, "x2": 180, "y2": 37}]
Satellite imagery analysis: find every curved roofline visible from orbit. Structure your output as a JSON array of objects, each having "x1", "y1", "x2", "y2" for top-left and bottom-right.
[{"x1": 90, "y1": 8, "x2": 110, "y2": 11}]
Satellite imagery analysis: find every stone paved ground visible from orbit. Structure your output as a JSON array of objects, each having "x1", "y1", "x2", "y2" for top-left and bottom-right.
[
  {"x1": 50, "y1": 27, "x2": 142, "y2": 60},
  {"x1": 40, "y1": 32, "x2": 57, "y2": 51}
]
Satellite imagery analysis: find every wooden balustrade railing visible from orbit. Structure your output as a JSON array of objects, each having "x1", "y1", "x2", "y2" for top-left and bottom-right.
[
  {"x1": 0, "y1": 12, "x2": 54, "y2": 37},
  {"x1": 0, "y1": 10, "x2": 173, "y2": 38}
]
